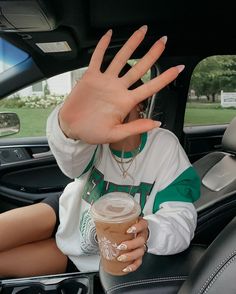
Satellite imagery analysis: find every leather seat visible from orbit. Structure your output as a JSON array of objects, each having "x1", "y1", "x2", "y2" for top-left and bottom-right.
[
  {"x1": 178, "y1": 216, "x2": 236, "y2": 294},
  {"x1": 99, "y1": 245, "x2": 205, "y2": 294},
  {"x1": 193, "y1": 116, "x2": 236, "y2": 210},
  {"x1": 192, "y1": 117, "x2": 236, "y2": 245}
]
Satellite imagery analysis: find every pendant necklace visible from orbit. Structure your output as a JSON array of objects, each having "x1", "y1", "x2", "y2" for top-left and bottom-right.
[{"x1": 111, "y1": 146, "x2": 140, "y2": 179}]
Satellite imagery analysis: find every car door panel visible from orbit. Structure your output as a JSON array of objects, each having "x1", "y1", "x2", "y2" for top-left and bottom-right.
[
  {"x1": 183, "y1": 125, "x2": 227, "y2": 163},
  {"x1": 0, "y1": 137, "x2": 72, "y2": 212}
]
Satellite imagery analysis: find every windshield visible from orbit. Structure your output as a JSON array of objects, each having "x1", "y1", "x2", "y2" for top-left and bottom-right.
[{"x1": 0, "y1": 38, "x2": 29, "y2": 74}]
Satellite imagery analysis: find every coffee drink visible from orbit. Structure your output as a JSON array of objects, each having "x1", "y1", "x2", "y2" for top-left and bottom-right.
[{"x1": 90, "y1": 192, "x2": 141, "y2": 275}]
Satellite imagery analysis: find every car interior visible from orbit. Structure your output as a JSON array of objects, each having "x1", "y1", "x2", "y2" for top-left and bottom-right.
[{"x1": 0, "y1": 0, "x2": 236, "y2": 293}]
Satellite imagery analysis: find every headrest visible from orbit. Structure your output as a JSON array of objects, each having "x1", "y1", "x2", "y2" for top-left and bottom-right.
[{"x1": 222, "y1": 116, "x2": 236, "y2": 154}]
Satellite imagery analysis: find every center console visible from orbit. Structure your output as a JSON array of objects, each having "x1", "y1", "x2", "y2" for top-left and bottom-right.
[{"x1": 0, "y1": 272, "x2": 104, "y2": 294}]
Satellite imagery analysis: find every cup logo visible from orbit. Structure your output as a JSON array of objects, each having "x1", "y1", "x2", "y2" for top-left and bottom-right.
[
  {"x1": 98, "y1": 236, "x2": 119, "y2": 260},
  {"x1": 80, "y1": 209, "x2": 100, "y2": 254}
]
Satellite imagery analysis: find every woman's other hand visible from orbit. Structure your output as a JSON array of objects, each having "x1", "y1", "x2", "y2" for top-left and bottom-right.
[{"x1": 117, "y1": 218, "x2": 149, "y2": 273}]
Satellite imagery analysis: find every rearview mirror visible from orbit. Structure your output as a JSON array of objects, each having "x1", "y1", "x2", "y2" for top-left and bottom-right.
[{"x1": 0, "y1": 112, "x2": 20, "y2": 137}]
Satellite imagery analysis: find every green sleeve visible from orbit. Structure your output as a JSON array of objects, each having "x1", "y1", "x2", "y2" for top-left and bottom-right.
[{"x1": 153, "y1": 166, "x2": 201, "y2": 213}]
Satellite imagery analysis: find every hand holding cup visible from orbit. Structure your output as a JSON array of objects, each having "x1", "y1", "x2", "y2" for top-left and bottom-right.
[
  {"x1": 91, "y1": 192, "x2": 142, "y2": 275},
  {"x1": 117, "y1": 217, "x2": 149, "y2": 273}
]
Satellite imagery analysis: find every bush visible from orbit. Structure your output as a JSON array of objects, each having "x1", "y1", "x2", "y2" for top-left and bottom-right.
[
  {"x1": 0, "y1": 95, "x2": 65, "y2": 109},
  {"x1": 0, "y1": 97, "x2": 25, "y2": 108}
]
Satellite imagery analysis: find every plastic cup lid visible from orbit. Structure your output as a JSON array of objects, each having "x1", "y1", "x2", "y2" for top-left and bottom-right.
[{"x1": 90, "y1": 192, "x2": 141, "y2": 223}]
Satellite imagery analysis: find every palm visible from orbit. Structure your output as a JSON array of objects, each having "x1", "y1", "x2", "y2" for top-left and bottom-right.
[{"x1": 59, "y1": 26, "x2": 183, "y2": 144}]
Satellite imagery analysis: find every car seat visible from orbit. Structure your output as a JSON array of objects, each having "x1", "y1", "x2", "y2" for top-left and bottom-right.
[
  {"x1": 178, "y1": 216, "x2": 236, "y2": 294},
  {"x1": 192, "y1": 116, "x2": 236, "y2": 245},
  {"x1": 193, "y1": 116, "x2": 236, "y2": 199}
]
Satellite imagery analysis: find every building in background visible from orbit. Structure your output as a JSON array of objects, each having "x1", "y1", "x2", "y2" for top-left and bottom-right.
[
  {"x1": 221, "y1": 91, "x2": 236, "y2": 108},
  {"x1": 10, "y1": 67, "x2": 87, "y2": 98}
]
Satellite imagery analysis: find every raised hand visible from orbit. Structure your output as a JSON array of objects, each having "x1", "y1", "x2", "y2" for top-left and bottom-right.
[{"x1": 59, "y1": 25, "x2": 184, "y2": 144}]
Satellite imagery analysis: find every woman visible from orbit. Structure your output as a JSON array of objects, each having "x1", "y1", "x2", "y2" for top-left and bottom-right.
[{"x1": 0, "y1": 25, "x2": 200, "y2": 277}]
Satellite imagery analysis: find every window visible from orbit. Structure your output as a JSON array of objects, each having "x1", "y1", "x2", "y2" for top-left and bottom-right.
[
  {"x1": 185, "y1": 55, "x2": 236, "y2": 126},
  {"x1": 0, "y1": 60, "x2": 150, "y2": 138},
  {"x1": 0, "y1": 38, "x2": 29, "y2": 74},
  {"x1": 0, "y1": 67, "x2": 87, "y2": 137}
]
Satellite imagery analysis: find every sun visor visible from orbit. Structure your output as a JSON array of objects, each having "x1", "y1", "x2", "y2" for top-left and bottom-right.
[{"x1": 0, "y1": 1, "x2": 56, "y2": 32}]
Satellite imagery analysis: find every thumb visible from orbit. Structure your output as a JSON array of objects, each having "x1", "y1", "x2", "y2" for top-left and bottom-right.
[{"x1": 108, "y1": 119, "x2": 161, "y2": 142}]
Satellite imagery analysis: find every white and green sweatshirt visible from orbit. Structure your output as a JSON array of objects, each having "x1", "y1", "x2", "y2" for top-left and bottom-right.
[{"x1": 46, "y1": 106, "x2": 200, "y2": 272}]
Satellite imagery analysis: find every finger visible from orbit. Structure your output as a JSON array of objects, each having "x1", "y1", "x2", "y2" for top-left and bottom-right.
[
  {"x1": 106, "y1": 25, "x2": 148, "y2": 75},
  {"x1": 122, "y1": 258, "x2": 142, "y2": 273},
  {"x1": 117, "y1": 235, "x2": 146, "y2": 251},
  {"x1": 122, "y1": 36, "x2": 167, "y2": 87},
  {"x1": 131, "y1": 65, "x2": 185, "y2": 105},
  {"x1": 89, "y1": 29, "x2": 113, "y2": 70},
  {"x1": 117, "y1": 247, "x2": 145, "y2": 263},
  {"x1": 108, "y1": 119, "x2": 161, "y2": 143},
  {"x1": 126, "y1": 218, "x2": 148, "y2": 234}
]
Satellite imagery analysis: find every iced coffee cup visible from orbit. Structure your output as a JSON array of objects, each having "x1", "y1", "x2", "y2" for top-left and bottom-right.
[{"x1": 90, "y1": 192, "x2": 141, "y2": 276}]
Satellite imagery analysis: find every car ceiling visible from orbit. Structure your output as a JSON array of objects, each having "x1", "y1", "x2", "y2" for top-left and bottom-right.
[{"x1": 1, "y1": 0, "x2": 236, "y2": 78}]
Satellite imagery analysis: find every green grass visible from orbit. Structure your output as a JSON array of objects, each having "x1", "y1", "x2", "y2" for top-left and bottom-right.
[
  {"x1": 185, "y1": 103, "x2": 236, "y2": 126},
  {"x1": 0, "y1": 104, "x2": 236, "y2": 137},
  {"x1": 186, "y1": 102, "x2": 222, "y2": 109},
  {"x1": 0, "y1": 107, "x2": 53, "y2": 137}
]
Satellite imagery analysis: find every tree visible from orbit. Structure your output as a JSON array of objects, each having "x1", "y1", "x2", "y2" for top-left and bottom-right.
[
  {"x1": 190, "y1": 56, "x2": 236, "y2": 102},
  {"x1": 44, "y1": 81, "x2": 50, "y2": 97}
]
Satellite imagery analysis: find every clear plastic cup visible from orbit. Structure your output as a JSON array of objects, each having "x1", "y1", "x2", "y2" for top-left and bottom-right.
[{"x1": 90, "y1": 192, "x2": 141, "y2": 276}]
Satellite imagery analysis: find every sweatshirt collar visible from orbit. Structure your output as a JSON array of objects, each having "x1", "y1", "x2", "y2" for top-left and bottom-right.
[{"x1": 110, "y1": 132, "x2": 147, "y2": 159}]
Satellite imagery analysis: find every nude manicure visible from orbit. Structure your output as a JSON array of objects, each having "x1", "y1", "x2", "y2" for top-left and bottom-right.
[
  {"x1": 176, "y1": 64, "x2": 185, "y2": 73},
  {"x1": 117, "y1": 243, "x2": 128, "y2": 250},
  {"x1": 106, "y1": 29, "x2": 113, "y2": 36},
  {"x1": 139, "y1": 25, "x2": 148, "y2": 32},
  {"x1": 160, "y1": 36, "x2": 168, "y2": 45},
  {"x1": 155, "y1": 121, "x2": 162, "y2": 127},
  {"x1": 127, "y1": 226, "x2": 137, "y2": 234},
  {"x1": 117, "y1": 255, "x2": 127, "y2": 262},
  {"x1": 122, "y1": 266, "x2": 133, "y2": 273}
]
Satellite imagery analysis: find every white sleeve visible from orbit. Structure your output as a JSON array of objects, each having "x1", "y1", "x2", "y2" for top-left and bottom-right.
[
  {"x1": 46, "y1": 105, "x2": 97, "y2": 179},
  {"x1": 144, "y1": 201, "x2": 197, "y2": 255}
]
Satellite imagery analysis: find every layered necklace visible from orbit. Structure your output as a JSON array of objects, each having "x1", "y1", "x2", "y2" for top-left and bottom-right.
[{"x1": 111, "y1": 146, "x2": 140, "y2": 179}]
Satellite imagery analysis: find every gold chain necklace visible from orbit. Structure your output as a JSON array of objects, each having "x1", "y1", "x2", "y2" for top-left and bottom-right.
[
  {"x1": 111, "y1": 152, "x2": 134, "y2": 164},
  {"x1": 111, "y1": 147, "x2": 140, "y2": 178}
]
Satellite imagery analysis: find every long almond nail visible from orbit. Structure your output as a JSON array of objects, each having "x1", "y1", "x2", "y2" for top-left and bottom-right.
[
  {"x1": 117, "y1": 243, "x2": 128, "y2": 250},
  {"x1": 106, "y1": 29, "x2": 113, "y2": 36},
  {"x1": 123, "y1": 266, "x2": 133, "y2": 273},
  {"x1": 127, "y1": 226, "x2": 136, "y2": 234},
  {"x1": 154, "y1": 121, "x2": 162, "y2": 127},
  {"x1": 117, "y1": 255, "x2": 127, "y2": 262},
  {"x1": 160, "y1": 36, "x2": 167, "y2": 45},
  {"x1": 176, "y1": 65, "x2": 185, "y2": 73},
  {"x1": 139, "y1": 25, "x2": 148, "y2": 32}
]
